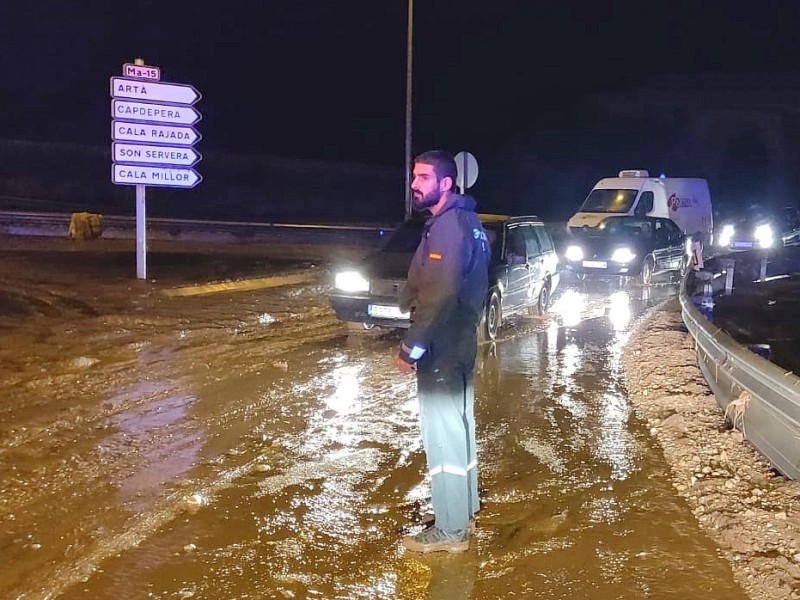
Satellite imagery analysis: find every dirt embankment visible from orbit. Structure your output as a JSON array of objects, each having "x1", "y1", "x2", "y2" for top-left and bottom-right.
[{"x1": 622, "y1": 299, "x2": 800, "y2": 600}]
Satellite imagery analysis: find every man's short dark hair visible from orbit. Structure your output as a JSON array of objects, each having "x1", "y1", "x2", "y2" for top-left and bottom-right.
[{"x1": 414, "y1": 150, "x2": 458, "y2": 192}]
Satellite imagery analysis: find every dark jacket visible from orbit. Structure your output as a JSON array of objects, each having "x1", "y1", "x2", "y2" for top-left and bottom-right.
[{"x1": 398, "y1": 194, "x2": 490, "y2": 364}]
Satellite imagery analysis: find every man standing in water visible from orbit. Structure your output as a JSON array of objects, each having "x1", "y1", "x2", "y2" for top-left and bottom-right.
[{"x1": 396, "y1": 149, "x2": 490, "y2": 552}]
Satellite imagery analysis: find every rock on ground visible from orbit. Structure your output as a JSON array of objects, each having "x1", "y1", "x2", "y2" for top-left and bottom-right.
[{"x1": 622, "y1": 297, "x2": 800, "y2": 600}]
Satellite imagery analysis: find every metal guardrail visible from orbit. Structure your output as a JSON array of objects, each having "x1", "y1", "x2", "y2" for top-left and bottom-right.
[
  {"x1": 679, "y1": 256, "x2": 800, "y2": 480},
  {"x1": 0, "y1": 210, "x2": 393, "y2": 247}
]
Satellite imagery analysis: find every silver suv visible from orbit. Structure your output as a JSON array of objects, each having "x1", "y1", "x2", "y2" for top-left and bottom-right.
[{"x1": 329, "y1": 214, "x2": 560, "y2": 341}]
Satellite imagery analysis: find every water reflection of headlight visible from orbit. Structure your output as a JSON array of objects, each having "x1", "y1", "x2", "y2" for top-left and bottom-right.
[
  {"x1": 325, "y1": 365, "x2": 362, "y2": 413},
  {"x1": 551, "y1": 288, "x2": 586, "y2": 327},
  {"x1": 334, "y1": 270, "x2": 370, "y2": 292},
  {"x1": 565, "y1": 245, "x2": 584, "y2": 262},
  {"x1": 607, "y1": 291, "x2": 631, "y2": 330},
  {"x1": 754, "y1": 224, "x2": 774, "y2": 248}
]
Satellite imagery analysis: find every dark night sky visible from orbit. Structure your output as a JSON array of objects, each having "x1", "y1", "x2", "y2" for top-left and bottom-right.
[{"x1": 3, "y1": 0, "x2": 800, "y2": 215}]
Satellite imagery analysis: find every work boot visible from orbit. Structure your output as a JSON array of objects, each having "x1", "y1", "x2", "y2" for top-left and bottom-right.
[
  {"x1": 421, "y1": 512, "x2": 476, "y2": 534},
  {"x1": 402, "y1": 526, "x2": 469, "y2": 553}
]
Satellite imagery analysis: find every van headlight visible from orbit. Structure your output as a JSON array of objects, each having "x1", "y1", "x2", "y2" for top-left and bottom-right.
[
  {"x1": 718, "y1": 224, "x2": 734, "y2": 246},
  {"x1": 565, "y1": 245, "x2": 584, "y2": 262},
  {"x1": 334, "y1": 270, "x2": 370, "y2": 292},
  {"x1": 610, "y1": 247, "x2": 636, "y2": 263},
  {"x1": 754, "y1": 224, "x2": 774, "y2": 248}
]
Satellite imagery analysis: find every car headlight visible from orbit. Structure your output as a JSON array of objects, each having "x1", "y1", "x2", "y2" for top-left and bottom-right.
[
  {"x1": 718, "y1": 224, "x2": 734, "y2": 246},
  {"x1": 565, "y1": 245, "x2": 584, "y2": 262},
  {"x1": 610, "y1": 247, "x2": 636, "y2": 263},
  {"x1": 754, "y1": 224, "x2": 774, "y2": 248},
  {"x1": 334, "y1": 270, "x2": 370, "y2": 293}
]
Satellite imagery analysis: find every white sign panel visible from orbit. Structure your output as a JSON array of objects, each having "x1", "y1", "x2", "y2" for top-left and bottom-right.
[
  {"x1": 123, "y1": 63, "x2": 161, "y2": 81},
  {"x1": 110, "y1": 77, "x2": 201, "y2": 105},
  {"x1": 113, "y1": 164, "x2": 202, "y2": 188},
  {"x1": 112, "y1": 100, "x2": 201, "y2": 125},
  {"x1": 112, "y1": 121, "x2": 201, "y2": 146},
  {"x1": 454, "y1": 151, "x2": 479, "y2": 191},
  {"x1": 113, "y1": 142, "x2": 201, "y2": 167}
]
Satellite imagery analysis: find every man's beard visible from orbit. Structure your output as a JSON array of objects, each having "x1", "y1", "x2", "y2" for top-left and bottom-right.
[{"x1": 411, "y1": 188, "x2": 441, "y2": 212}]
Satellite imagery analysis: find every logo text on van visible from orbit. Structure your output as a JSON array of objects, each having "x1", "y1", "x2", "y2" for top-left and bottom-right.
[{"x1": 668, "y1": 193, "x2": 696, "y2": 212}]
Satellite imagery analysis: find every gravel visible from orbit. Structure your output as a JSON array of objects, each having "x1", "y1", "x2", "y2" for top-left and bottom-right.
[{"x1": 622, "y1": 298, "x2": 800, "y2": 600}]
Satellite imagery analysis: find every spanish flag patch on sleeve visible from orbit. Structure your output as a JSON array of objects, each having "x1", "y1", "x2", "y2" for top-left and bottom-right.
[{"x1": 428, "y1": 252, "x2": 442, "y2": 260}]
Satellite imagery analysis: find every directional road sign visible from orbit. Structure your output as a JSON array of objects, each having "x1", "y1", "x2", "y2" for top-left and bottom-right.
[
  {"x1": 113, "y1": 164, "x2": 202, "y2": 188},
  {"x1": 111, "y1": 121, "x2": 201, "y2": 146},
  {"x1": 110, "y1": 77, "x2": 201, "y2": 105},
  {"x1": 113, "y1": 142, "x2": 202, "y2": 167},
  {"x1": 112, "y1": 100, "x2": 202, "y2": 125}
]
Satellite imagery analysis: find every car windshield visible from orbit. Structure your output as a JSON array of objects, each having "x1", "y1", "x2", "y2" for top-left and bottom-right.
[
  {"x1": 585, "y1": 217, "x2": 652, "y2": 240},
  {"x1": 579, "y1": 189, "x2": 638, "y2": 213},
  {"x1": 380, "y1": 220, "x2": 424, "y2": 253},
  {"x1": 718, "y1": 203, "x2": 796, "y2": 225},
  {"x1": 484, "y1": 222, "x2": 504, "y2": 258},
  {"x1": 380, "y1": 219, "x2": 504, "y2": 257}
]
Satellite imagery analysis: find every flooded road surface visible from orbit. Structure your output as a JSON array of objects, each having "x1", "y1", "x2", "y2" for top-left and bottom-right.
[{"x1": 0, "y1": 241, "x2": 748, "y2": 599}]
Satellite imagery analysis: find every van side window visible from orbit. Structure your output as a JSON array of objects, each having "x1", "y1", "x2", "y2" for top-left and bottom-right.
[
  {"x1": 635, "y1": 192, "x2": 654, "y2": 216},
  {"x1": 533, "y1": 225, "x2": 554, "y2": 253},
  {"x1": 505, "y1": 227, "x2": 527, "y2": 265}
]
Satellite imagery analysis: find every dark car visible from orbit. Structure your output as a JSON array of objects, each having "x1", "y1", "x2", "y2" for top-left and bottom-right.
[
  {"x1": 328, "y1": 214, "x2": 560, "y2": 340},
  {"x1": 562, "y1": 216, "x2": 690, "y2": 284},
  {"x1": 715, "y1": 205, "x2": 800, "y2": 251}
]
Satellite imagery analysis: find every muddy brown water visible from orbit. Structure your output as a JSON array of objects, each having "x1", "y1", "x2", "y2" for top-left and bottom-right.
[{"x1": 0, "y1": 239, "x2": 748, "y2": 599}]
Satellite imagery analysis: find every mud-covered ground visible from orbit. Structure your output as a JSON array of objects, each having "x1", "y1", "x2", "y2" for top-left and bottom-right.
[
  {"x1": 1, "y1": 234, "x2": 798, "y2": 599},
  {"x1": 622, "y1": 300, "x2": 800, "y2": 600}
]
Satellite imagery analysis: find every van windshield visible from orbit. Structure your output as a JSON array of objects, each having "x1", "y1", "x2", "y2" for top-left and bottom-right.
[{"x1": 579, "y1": 189, "x2": 638, "y2": 213}]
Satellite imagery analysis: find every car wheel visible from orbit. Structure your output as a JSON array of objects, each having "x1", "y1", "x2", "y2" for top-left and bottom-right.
[
  {"x1": 529, "y1": 281, "x2": 550, "y2": 316},
  {"x1": 640, "y1": 257, "x2": 654, "y2": 285},
  {"x1": 480, "y1": 292, "x2": 501, "y2": 342}
]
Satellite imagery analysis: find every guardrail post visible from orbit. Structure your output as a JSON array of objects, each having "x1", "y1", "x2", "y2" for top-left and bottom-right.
[
  {"x1": 699, "y1": 282, "x2": 714, "y2": 320},
  {"x1": 721, "y1": 258, "x2": 735, "y2": 294}
]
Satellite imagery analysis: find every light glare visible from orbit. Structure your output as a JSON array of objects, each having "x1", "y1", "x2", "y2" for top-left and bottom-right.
[
  {"x1": 334, "y1": 270, "x2": 369, "y2": 292},
  {"x1": 565, "y1": 245, "x2": 584, "y2": 262}
]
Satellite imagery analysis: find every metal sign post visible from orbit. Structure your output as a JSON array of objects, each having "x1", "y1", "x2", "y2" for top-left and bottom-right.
[
  {"x1": 136, "y1": 182, "x2": 146, "y2": 279},
  {"x1": 110, "y1": 58, "x2": 203, "y2": 279},
  {"x1": 404, "y1": 0, "x2": 414, "y2": 221},
  {"x1": 134, "y1": 60, "x2": 148, "y2": 280}
]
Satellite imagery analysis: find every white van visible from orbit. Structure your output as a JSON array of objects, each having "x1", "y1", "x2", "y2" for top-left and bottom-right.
[{"x1": 568, "y1": 170, "x2": 713, "y2": 243}]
